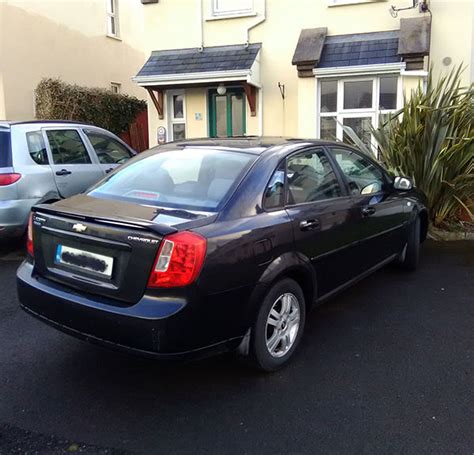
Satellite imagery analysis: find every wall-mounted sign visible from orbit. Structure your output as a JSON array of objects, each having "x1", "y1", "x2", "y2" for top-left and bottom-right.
[
  {"x1": 157, "y1": 126, "x2": 167, "y2": 144},
  {"x1": 194, "y1": 112, "x2": 203, "y2": 121}
]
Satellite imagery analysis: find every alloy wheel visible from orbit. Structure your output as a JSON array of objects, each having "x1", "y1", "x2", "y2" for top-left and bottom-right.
[{"x1": 265, "y1": 292, "x2": 301, "y2": 358}]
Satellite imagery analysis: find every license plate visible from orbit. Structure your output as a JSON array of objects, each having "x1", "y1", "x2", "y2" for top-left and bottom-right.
[{"x1": 55, "y1": 245, "x2": 114, "y2": 277}]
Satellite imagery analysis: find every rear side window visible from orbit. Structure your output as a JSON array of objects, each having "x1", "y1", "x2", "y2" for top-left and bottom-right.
[
  {"x1": 46, "y1": 130, "x2": 91, "y2": 164},
  {"x1": 264, "y1": 162, "x2": 285, "y2": 210},
  {"x1": 26, "y1": 131, "x2": 49, "y2": 164},
  {"x1": 89, "y1": 148, "x2": 256, "y2": 211},
  {"x1": 0, "y1": 130, "x2": 12, "y2": 167},
  {"x1": 85, "y1": 131, "x2": 132, "y2": 164}
]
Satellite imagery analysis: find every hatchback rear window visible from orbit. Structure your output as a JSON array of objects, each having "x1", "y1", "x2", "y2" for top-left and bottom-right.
[
  {"x1": 0, "y1": 130, "x2": 12, "y2": 167},
  {"x1": 88, "y1": 148, "x2": 256, "y2": 211}
]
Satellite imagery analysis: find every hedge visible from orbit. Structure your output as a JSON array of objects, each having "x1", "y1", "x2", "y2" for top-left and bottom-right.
[{"x1": 35, "y1": 78, "x2": 147, "y2": 135}]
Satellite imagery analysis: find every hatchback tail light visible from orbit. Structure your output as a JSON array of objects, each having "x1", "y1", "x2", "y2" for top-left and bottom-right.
[
  {"x1": 27, "y1": 213, "x2": 34, "y2": 257},
  {"x1": 148, "y1": 231, "x2": 207, "y2": 288},
  {"x1": 0, "y1": 173, "x2": 21, "y2": 186}
]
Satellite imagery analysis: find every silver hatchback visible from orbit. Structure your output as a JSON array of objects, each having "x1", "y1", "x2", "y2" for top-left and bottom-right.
[{"x1": 0, "y1": 121, "x2": 136, "y2": 237}]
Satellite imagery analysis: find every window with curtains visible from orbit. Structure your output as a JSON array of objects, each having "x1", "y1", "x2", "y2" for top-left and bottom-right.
[{"x1": 318, "y1": 75, "x2": 399, "y2": 154}]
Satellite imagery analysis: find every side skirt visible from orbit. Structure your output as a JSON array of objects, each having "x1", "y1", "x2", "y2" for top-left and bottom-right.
[{"x1": 315, "y1": 253, "x2": 398, "y2": 304}]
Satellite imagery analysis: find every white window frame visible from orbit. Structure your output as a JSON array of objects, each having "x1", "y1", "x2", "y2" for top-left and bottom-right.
[
  {"x1": 167, "y1": 90, "x2": 186, "y2": 142},
  {"x1": 316, "y1": 74, "x2": 402, "y2": 155},
  {"x1": 210, "y1": 0, "x2": 254, "y2": 19},
  {"x1": 328, "y1": 0, "x2": 386, "y2": 6},
  {"x1": 106, "y1": 0, "x2": 120, "y2": 38},
  {"x1": 110, "y1": 82, "x2": 121, "y2": 94}
]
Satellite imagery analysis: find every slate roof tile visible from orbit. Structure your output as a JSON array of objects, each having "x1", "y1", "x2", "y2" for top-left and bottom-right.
[
  {"x1": 318, "y1": 31, "x2": 401, "y2": 68},
  {"x1": 136, "y1": 43, "x2": 261, "y2": 77}
]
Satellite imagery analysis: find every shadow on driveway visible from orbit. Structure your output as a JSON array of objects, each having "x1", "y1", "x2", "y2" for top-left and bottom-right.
[{"x1": 0, "y1": 241, "x2": 473, "y2": 454}]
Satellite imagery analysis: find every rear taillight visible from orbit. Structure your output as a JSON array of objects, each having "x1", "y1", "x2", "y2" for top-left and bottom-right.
[
  {"x1": 26, "y1": 213, "x2": 34, "y2": 257},
  {"x1": 0, "y1": 173, "x2": 21, "y2": 186},
  {"x1": 147, "y1": 231, "x2": 207, "y2": 288}
]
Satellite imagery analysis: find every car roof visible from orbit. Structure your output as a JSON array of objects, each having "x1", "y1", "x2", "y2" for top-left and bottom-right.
[
  {"x1": 1, "y1": 120, "x2": 91, "y2": 127},
  {"x1": 156, "y1": 136, "x2": 343, "y2": 155}
]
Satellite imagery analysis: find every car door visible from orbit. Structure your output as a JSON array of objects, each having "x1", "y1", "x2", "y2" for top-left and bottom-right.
[
  {"x1": 283, "y1": 147, "x2": 364, "y2": 296},
  {"x1": 82, "y1": 129, "x2": 135, "y2": 175},
  {"x1": 327, "y1": 146, "x2": 409, "y2": 268},
  {"x1": 43, "y1": 127, "x2": 105, "y2": 198}
]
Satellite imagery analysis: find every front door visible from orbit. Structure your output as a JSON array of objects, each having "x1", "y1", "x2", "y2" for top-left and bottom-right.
[
  {"x1": 209, "y1": 88, "x2": 246, "y2": 138},
  {"x1": 328, "y1": 146, "x2": 408, "y2": 267}
]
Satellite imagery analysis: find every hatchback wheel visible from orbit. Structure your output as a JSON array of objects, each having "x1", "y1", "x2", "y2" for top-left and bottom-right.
[{"x1": 250, "y1": 278, "x2": 305, "y2": 371}]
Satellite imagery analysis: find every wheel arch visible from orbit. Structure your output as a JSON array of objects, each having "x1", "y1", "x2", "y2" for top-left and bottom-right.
[{"x1": 246, "y1": 252, "x2": 317, "y2": 321}]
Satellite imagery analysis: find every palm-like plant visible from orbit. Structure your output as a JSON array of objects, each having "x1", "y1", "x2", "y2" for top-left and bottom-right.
[{"x1": 371, "y1": 66, "x2": 473, "y2": 227}]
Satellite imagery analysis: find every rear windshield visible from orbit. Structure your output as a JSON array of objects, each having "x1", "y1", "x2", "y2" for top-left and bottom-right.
[
  {"x1": 0, "y1": 130, "x2": 12, "y2": 167},
  {"x1": 88, "y1": 147, "x2": 256, "y2": 211}
]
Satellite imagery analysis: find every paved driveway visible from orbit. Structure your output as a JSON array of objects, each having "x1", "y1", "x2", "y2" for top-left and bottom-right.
[{"x1": 0, "y1": 240, "x2": 473, "y2": 454}]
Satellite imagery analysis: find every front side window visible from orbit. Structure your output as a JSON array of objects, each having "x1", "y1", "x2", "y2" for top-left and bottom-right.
[
  {"x1": 85, "y1": 132, "x2": 132, "y2": 164},
  {"x1": 46, "y1": 130, "x2": 91, "y2": 164},
  {"x1": 287, "y1": 149, "x2": 341, "y2": 204},
  {"x1": 212, "y1": 0, "x2": 253, "y2": 17},
  {"x1": 89, "y1": 148, "x2": 256, "y2": 211},
  {"x1": 318, "y1": 76, "x2": 399, "y2": 154},
  {"x1": 26, "y1": 131, "x2": 48, "y2": 165},
  {"x1": 106, "y1": 0, "x2": 119, "y2": 37},
  {"x1": 331, "y1": 147, "x2": 385, "y2": 195}
]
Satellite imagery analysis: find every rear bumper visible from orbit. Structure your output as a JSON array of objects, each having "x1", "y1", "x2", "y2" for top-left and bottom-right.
[
  {"x1": 0, "y1": 198, "x2": 37, "y2": 237},
  {"x1": 17, "y1": 261, "x2": 249, "y2": 360}
]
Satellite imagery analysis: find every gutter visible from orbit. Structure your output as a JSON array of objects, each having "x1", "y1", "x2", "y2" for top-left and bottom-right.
[{"x1": 245, "y1": 0, "x2": 266, "y2": 47}]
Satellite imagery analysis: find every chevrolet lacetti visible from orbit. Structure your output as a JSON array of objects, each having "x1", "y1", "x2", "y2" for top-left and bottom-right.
[{"x1": 17, "y1": 138, "x2": 428, "y2": 371}]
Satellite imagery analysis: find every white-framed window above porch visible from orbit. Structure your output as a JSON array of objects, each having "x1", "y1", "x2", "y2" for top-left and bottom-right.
[
  {"x1": 317, "y1": 72, "x2": 402, "y2": 153},
  {"x1": 167, "y1": 90, "x2": 186, "y2": 141},
  {"x1": 211, "y1": 0, "x2": 254, "y2": 18}
]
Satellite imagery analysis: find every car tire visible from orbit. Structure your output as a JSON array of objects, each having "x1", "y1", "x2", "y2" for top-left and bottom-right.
[
  {"x1": 399, "y1": 216, "x2": 420, "y2": 271},
  {"x1": 249, "y1": 278, "x2": 306, "y2": 372}
]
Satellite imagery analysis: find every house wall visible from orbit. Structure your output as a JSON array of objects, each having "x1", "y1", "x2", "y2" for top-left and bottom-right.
[
  {"x1": 0, "y1": 0, "x2": 146, "y2": 121},
  {"x1": 140, "y1": 0, "x2": 473, "y2": 147}
]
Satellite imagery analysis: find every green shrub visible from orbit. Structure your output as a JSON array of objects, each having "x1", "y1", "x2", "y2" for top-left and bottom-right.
[{"x1": 35, "y1": 78, "x2": 146, "y2": 135}]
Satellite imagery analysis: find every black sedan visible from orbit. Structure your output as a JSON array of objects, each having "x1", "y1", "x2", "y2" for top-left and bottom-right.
[{"x1": 17, "y1": 138, "x2": 428, "y2": 371}]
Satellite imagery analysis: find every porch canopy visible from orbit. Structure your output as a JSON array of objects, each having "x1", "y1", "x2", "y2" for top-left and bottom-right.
[{"x1": 133, "y1": 43, "x2": 261, "y2": 118}]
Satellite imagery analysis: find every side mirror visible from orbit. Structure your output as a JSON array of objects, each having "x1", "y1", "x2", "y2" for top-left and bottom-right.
[{"x1": 393, "y1": 176, "x2": 413, "y2": 191}]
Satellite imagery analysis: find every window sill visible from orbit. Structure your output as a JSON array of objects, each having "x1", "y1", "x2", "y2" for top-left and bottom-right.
[
  {"x1": 328, "y1": 0, "x2": 386, "y2": 7},
  {"x1": 106, "y1": 34, "x2": 122, "y2": 41},
  {"x1": 206, "y1": 11, "x2": 257, "y2": 21}
]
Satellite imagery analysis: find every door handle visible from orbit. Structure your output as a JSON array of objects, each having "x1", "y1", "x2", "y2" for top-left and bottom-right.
[
  {"x1": 55, "y1": 169, "x2": 72, "y2": 176},
  {"x1": 299, "y1": 219, "x2": 320, "y2": 231},
  {"x1": 105, "y1": 168, "x2": 114, "y2": 173},
  {"x1": 362, "y1": 206, "x2": 376, "y2": 217}
]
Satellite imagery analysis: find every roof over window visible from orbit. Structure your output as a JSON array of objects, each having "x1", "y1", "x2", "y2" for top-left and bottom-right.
[
  {"x1": 292, "y1": 19, "x2": 431, "y2": 77},
  {"x1": 133, "y1": 43, "x2": 262, "y2": 88},
  {"x1": 318, "y1": 31, "x2": 400, "y2": 68}
]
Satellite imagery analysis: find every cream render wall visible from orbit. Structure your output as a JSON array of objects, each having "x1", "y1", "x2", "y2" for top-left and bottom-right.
[
  {"x1": 141, "y1": 0, "x2": 473, "y2": 146},
  {"x1": 0, "y1": 0, "x2": 146, "y2": 121}
]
